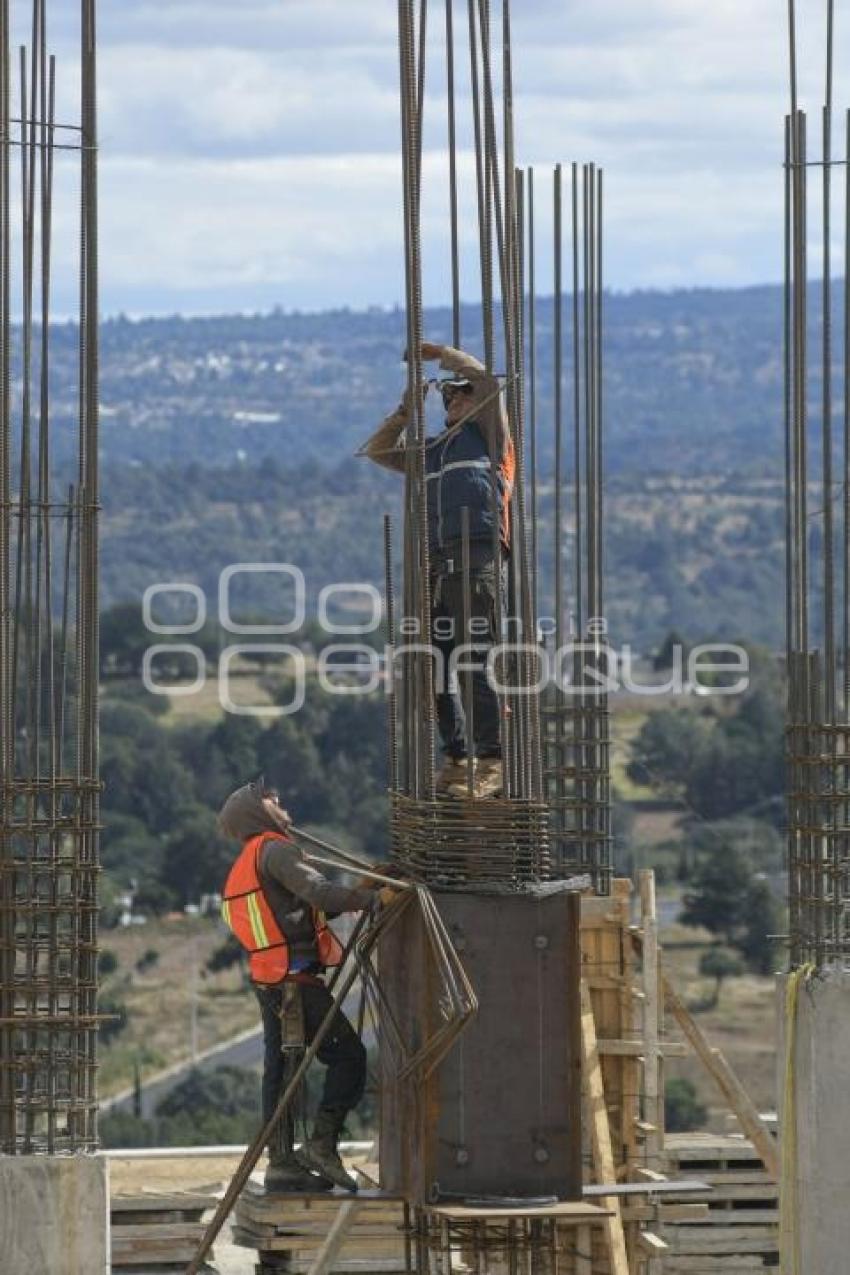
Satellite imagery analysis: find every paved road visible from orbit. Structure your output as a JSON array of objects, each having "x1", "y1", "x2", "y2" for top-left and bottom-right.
[{"x1": 103, "y1": 986, "x2": 371, "y2": 1118}]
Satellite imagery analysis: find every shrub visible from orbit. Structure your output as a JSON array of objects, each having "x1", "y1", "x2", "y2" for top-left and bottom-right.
[{"x1": 665, "y1": 1077, "x2": 708, "y2": 1132}]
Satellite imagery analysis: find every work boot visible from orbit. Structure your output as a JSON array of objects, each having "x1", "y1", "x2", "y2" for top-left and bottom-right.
[
  {"x1": 449, "y1": 755, "x2": 502, "y2": 799},
  {"x1": 436, "y1": 756, "x2": 473, "y2": 793},
  {"x1": 264, "y1": 1151, "x2": 334, "y2": 1193},
  {"x1": 295, "y1": 1109, "x2": 359, "y2": 1192}
]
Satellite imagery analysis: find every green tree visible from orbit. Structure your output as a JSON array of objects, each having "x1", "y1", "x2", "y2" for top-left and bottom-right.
[
  {"x1": 99, "y1": 994, "x2": 129, "y2": 1047},
  {"x1": 626, "y1": 708, "x2": 713, "y2": 798},
  {"x1": 698, "y1": 947, "x2": 743, "y2": 1008},
  {"x1": 736, "y1": 877, "x2": 782, "y2": 976},
  {"x1": 665, "y1": 1077, "x2": 708, "y2": 1132},
  {"x1": 160, "y1": 805, "x2": 230, "y2": 905},
  {"x1": 653, "y1": 628, "x2": 689, "y2": 671},
  {"x1": 682, "y1": 843, "x2": 781, "y2": 975}
]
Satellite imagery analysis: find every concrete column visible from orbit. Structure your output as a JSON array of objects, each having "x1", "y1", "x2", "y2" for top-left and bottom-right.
[
  {"x1": 777, "y1": 966, "x2": 850, "y2": 1274},
  {"x1": 0, "y1": 1154, "x2": 109, "y2": 1274}
]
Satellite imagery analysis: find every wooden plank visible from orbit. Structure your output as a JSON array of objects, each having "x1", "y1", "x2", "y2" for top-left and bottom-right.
[
  {"x1": 621, "y1": 1203, "x2": 709, "y2": 1223},
  {"x1": 675, "y1": 1209, "x2": 779, "y2": 1225},
  {"x1": 580, "y1": 978, "x2": 630, "y2": 1275},
  {"x1": 663, "y1": 1184, "x2": 776, "y2": 1204},
  {"x1": 574, "y1": 1222, "x2": 592, "y2": 1275},
  {"x1": 263, "y1": 1262, "x2": 406, "y2": 1275},
  {"x1": 306, "y1": 1200, "x2": 361, "y2": 1275},
  {"x1": 637, "y1": 1230, "x2": 669, "y2": 1254},
  {"x1": 584, "y1": 1180, "x2": 709, "y2": 1198},
  {"x1": 111, "y1": 1240, "x2": 204, "y2": 1263},
  {"x1": 110, "y1": 1222, "x2": 206, "y2": 1242},
  {"x1": 633, "y1": 1167, "x2": 668, "y2": 1183},
  {"x1": 232, "y1": 1229, "x2": 405, "y2": 1255},
  {"x1": 639, "y1": 870, "x2": 663, "y2": 1173},
  {"x1": 662, "y1": 1259, "x2": 769, "y2": 1272},
  {"x1": 110, "y1": 1191, "x2": 217, "y2": 1211},
  {"x1": 593, "y1": 1038, "x2": 686, "y2": 1058},
  {"x1": 427, "y1": 1200, "x2": 612, "y2": 1222},
  {"x1": 664, "y1": 1226, "x2": 778, "y2": 1252}
]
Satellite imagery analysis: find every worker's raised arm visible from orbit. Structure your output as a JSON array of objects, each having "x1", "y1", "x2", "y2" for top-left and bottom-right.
[
  {"x1": 263, "y1": 841, "x2": 374, "y2": 914},
  {"x1": 361, "y1": 398, "x2": 409, "y2": 474},
  {"x1": 426, "y1": 342, "x2": 510, "y2": 459}
]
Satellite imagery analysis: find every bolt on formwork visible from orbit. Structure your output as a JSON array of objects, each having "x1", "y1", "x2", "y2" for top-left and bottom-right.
[
  {"x1": 785, "y1": 0, "x2": 850, "y2": 968},
  {"x1": 0, "y1": 0, "x2": 100, "y2": 1154}
]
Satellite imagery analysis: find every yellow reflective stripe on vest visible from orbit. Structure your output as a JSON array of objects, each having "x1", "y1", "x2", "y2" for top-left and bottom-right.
[
  {"x1": 221, "y1": 899, "x2": 231, "y2": 927},
  {"x1": 246, "y1": 891, "x2": 271, "y2": 950}
]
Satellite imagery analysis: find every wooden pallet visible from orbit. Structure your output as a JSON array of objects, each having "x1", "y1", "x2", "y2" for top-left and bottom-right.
[
  {"x1": 660, "y1": 1136, "x2": 778, "y2": 1272},
  {"x1": 110, "y1": 1189, "x2": 217, "y2": 1272},
  {"x1": 234, "y1": 1181, "x2": 408, "y2": 1275}
]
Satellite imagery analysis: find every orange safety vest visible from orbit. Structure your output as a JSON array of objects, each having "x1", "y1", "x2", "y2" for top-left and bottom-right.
[
  {"x1": 221, "y1": 832, "x2": 344, "y2": 986},
  {"x1": 501, "y1": 437, "x2": 516, "y2": 549}
]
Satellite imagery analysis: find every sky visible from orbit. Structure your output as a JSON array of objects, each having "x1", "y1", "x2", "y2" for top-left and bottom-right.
[{"x1": 23, "y1": 0, "x2": 850, "y2": 315}]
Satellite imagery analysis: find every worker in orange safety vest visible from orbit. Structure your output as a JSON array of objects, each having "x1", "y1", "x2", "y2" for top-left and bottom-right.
[{"x1": 219, "y1": 779, "x2": 393, "y2": 1193}]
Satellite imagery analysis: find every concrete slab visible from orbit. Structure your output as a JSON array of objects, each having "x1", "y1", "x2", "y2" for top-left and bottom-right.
[
  {"x1": 777, "y1": 966, "x2": 850, "y2": 1273},
  {"x1": 0, "y1": 1154, "x2": 109, "y2": 1274}
]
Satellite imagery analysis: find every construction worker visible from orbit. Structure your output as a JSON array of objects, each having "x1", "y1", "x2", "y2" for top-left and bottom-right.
[
  {"x1": 364, "y1": 341, "x2": 515, "y2": 799},
  {"x1": 218, "y1": 779, "x2": 391, "y2": 1193}
]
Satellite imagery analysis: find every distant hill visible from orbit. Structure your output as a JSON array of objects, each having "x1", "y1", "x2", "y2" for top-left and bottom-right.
[
  {"x1": 91, "y1": 286, "x2": 788, "y2": 475},
  {"x1": 31, "y1": 284, "x2": 821, "y2": 649}
]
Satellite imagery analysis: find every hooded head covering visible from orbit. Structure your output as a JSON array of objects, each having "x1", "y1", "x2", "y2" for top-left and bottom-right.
[{"x1": 217, "y1": 780, "x2": 282, "y2": 842}]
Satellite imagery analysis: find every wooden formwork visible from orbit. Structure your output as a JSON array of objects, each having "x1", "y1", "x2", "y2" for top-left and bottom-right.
[
  {"x1": 579, "y1": 878, "x2": 652, "y2": 1178},
  {"x1": 556, "y1": 875, "x2": 673, "y2": 1275},
  {"x1": 562, "y1": 873, "x2": 777, "y2": 1275}
]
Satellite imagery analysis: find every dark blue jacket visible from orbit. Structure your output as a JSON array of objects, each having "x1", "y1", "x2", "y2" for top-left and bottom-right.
[{"x1": 425, "y1": 419, "x2": 513, "y2": 561}]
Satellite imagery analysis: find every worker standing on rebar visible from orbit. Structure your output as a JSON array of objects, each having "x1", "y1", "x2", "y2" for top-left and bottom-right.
[
  {"x1": 218, "y1": 779, "x2": 391, "y2": 1193},
  {"x1": 363, "y1": 342, "x2": 515, "y2": 799}
]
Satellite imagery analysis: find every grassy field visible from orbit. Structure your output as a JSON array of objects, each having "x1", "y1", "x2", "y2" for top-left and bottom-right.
[
  {"x1": 660, "y1": 915, "x2": 777, "y2": 1125},
  {"x1": 98, "y1": 915, "x2": 259, "y2": 1097}
]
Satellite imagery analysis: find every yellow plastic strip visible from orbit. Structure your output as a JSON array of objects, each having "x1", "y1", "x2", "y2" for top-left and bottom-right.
[
  {"x1": 247, "y1": 892, "x2": 270, "y2": 950},
  {"x1": 779, "y1": 962, "x2": 815, "y2": 1275}
]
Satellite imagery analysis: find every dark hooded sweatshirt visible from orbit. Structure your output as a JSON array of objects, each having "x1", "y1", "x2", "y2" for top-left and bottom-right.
[{"x1": 218, "y1": 784, "x2": 373, "y2": 967}]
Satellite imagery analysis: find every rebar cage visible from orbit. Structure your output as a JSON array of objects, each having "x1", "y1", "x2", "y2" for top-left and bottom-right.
[
  {"x1": 408, "y1": 1208, "x2": 560, "y2": 1275},
  {"x1": 0, "y1": 0, "x2": 99, "y2": 1154},
  {"x1": 784, "y1": 4, "x2": 850, "y2": 970},
  {"x1": 391, "y1": 792, "x2": 550, "y2": 890},
  {"x1": 786, "y1": 652, "x2": 850, "y2": 967},
  {"x1": 543, "y1": 691, "x2": 612, "y2": 895}
]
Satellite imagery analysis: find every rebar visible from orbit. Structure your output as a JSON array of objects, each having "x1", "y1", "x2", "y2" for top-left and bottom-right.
[
  {"x1": 785, "y1": 0, "x2": 850, "y2": 966},
  {"x1": 0, "y1": 0, "x2": 99, "y2": 1155},
  {"x1": 544, "y1": 164, "x2": 611, "y2": 893}
]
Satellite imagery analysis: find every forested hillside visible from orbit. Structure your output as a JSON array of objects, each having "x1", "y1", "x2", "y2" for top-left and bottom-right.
[
  {"x1": 94, "y1": 286, "x2": 786, "y2": 474},
  {"x1": 21, "y1": 285, "x2": 821, "y2": 648}
]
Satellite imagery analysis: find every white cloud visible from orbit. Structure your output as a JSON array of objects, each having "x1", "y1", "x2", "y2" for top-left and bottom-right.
[{"x1": 31, "y1": 0, "x2": 850, "y2": 310}]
